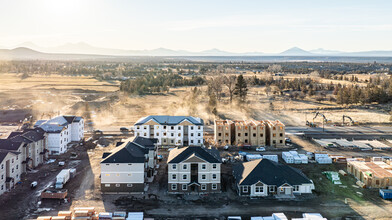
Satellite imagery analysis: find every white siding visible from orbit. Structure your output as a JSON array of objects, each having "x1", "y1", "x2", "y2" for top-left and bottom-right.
[{"x1": 101, "y1": 163, "x2": 145, "y2": 184}]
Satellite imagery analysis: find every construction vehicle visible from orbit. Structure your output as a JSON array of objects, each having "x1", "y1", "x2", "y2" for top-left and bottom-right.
[
  {"x1": 313, "y1": 112, "x2": 332, "y2": 124},
  {"x1": 306, "y1": 120, "x2": 317, "y2": 127},
  {"x1": 342, "y1": 115, "x2": 358, "y2": 126}
]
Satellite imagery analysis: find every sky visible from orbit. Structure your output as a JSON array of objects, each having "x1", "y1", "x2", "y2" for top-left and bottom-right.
[{"x1": 0, "y1": 0, "x2": 392, "y2": 53}]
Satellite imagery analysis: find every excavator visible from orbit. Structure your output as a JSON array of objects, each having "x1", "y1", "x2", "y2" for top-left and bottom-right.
[
  {"x1": 313, "y1": 112, "x2": 332, "y2": 124},
  {"x1": 342, "y1": 115, "x2": 358, "y2": 126}
]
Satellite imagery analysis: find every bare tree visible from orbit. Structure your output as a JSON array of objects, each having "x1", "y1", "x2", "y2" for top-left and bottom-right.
[
  {"x1": 267, "y1": 64, "x2": 282, "y2": 73},
  {"x1": 223, "y1": 75, "x2": 237, "y2": 103},
  {"x1": 208, "y1": 76, "x2": 223, "y2": 101}
]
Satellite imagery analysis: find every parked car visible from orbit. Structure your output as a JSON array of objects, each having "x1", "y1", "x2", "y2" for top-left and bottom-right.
[
  {"x1": 256, "y1": 147, "x2": 266, "y2": 152},
  {"x1": 120, "y1": 127, "x2": 129, "y2": 132},
  {"x1": 285, "y1": 137, "x2": 291, "y2": 143},
  {"x1": 223, "y1": 145, "x2": 229, "y2": 150}
]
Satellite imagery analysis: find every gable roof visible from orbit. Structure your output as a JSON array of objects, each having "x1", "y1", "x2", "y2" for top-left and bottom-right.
[
  {"x1": 132, "y1": 136, "x2": 158, "y2": 150},
  {"x1": 0, "y1": 139, "x2": 24, "y2": 151},
  {"x1": 101, "y1": 142, "x2": 146, "y2": 164},
  {"x1": 135, "y1": 115, "x2": 203, "y2": 126},
  {"x1": 35, "y1": 115, "x2": 83, "y2": 133},
  {"x1": 167, "y1": 146, "x2": 221, "y2": 164},
  {"x1": 7, "y1": 128, "x2": 46, "y2": 143},
  {"x1": 233, "y1": 159, "x2": 312, "y2": 186},
  {"x1": 0, "y1": 151, "x2": 19, "y2": 164}
]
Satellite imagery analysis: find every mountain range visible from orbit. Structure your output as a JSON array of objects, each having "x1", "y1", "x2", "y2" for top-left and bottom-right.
[{"x1": 1, "y1": 42, "x2": 392, "y2": 59}]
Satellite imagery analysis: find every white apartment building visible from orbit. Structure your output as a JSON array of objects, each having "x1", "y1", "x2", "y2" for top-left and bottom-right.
[
  {"x1": 34, "y1": 116, "x2": 84, "y2": 155},
  {"x1": 167, "y1": 146, "x2": 222, "y2": 194},
  {"x1": 0, "y1": 151, "x2": 22, "y2": 196},
  {"x1": 101, "y1": 141, "x2": 150, "y2": 193},
  {"x1": 134, "y1": 115, "x2": 204, "y2": 147}
]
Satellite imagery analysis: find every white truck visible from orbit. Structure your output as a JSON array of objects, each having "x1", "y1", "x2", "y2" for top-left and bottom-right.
[{"x1": 55, "y1": 169, "x2": 71, "y2": 189}]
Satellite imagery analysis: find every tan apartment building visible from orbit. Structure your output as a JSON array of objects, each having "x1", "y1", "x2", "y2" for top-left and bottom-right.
[
  {"x1": 266, "y1": 120, "x2": 285, "y2": 147},
  {"x1": 214, "y1": 120, "x2": 235, "y2": 146},
  {"x1": 214, "y1": 120, "x2": 276, "y2": 147},
  {"x1": 347, "y1": 160, "x2": 392, "y2": 188}
]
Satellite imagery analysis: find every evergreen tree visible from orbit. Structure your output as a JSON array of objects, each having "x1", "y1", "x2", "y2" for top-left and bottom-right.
[{"x1": 234, "y1": 75, "x2": 248, "y2": 102}]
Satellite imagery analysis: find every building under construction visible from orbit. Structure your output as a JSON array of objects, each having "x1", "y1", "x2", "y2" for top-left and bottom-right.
[
  {"x1": 347, "y1": 159, "x2": 392, "y2": 188},
  {"x1": 214, "y1": 119, "x2": 284, "y2": 147}
]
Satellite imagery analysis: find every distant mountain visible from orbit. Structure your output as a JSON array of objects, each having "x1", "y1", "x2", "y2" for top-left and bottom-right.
[
  {"x1": 310, "y1": 48, "x2": 342, "y2": 55},
  {"x1": 280, "y1": 47, "x2": 313, "y2": 56}
]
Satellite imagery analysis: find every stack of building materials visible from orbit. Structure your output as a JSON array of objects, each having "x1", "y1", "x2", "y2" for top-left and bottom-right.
[
  {"x1": 333, "y1": 139, "x2": 355, "y2": 148},
  {"x1": 315, "y1": 153, "x2": 332, "y2": 164},
  {"x1": 351, "y1": 141, "x2": 372, "y2": 151},
  {"x1": 380, "y1": 189, "x2": 392, "y2": 200},
  {"x1": 37, "y1": 217, "x2": 52, "y2": 220},
  {"x1": 298, "y1": 154, "x2": 308, "y2": 164},
  {"x1": 58, "y1": 211, "x2": 72, "y2": 219},
  {"x1": 126, "y1": 212, "x2": 144, "y2": 220},
  {"x1": 322, "y1": 171, "x2": 342, "y2": 184},
  {"x1": 282, "y1": 152, "x2": 294, "y2": 164},
  {"x1": 98, "y1": 212, "x2": 113, "y2": 220},
  {"x1": 289, "y1": 151, "x2": 301, "y2": 164},
  {"x1": 261, "y1": 154, "x2": 279, "y2": 163},
  {"x1": 365, "y1": 140, "x2": 391, "y2": 150},
  {"x1": 245, "y1": 154, "x2": 263, "y2": 161},
  {"x1": 51, "y1": 217, "x2": 67, "y2": 220},
  {"x1": 272, "y1": 213, "x2": 288, "y2": 220},
  {"x1": 313, "y1": 139, "x2": 336, "y2": 148},
  {"x1": 113, "y1": 212, "x2": 127, "y2": 219}
]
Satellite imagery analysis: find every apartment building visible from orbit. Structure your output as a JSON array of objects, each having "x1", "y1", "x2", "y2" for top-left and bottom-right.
[
  {"x1": 214, "y1": 120, "x2": 235, "y2": 146},
  {"x1": 233, "y1": 159, "x2": 314, "y2": 197},
  {"x1": 0, "y1": 151, "x2": 22, "y2": 196},
  {"x1": 101, "y1": 137, "x2": 158, "y2": 193},
  {"x1": 167, "y1": 146, "x2": 222, "y2": 194},
  {"x1": 6, "y1": 128, "x2": 48, "y2": 169},
  {"x1": 34, "y1": 115, "x2": 84, "y2": 155},
  {"x1": 0, "y1": 140, "x2": 27, "y2": 173},
  {"x1": 214, "y1": 120, "x2": 268, "y2": 147},
  {"x1": 134, "y1": 115, "x2": 204, "y2": 147},
  {"x1": 265, "y1": 120, "x2": 285, "y2": 147}
]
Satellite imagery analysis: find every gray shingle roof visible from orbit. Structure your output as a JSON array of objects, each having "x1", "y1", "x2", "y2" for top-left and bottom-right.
[
  {"x1": 101, "y1": 142, "x2": 146, "y2": 163},
  {"x1": 35, "y1": 115, "x2": 83, "y2": 133},
  {"x1": 167, "y1": 146, "x2": 221, "y2": 164},
  {"x1": 233, "y1": 159, "x2": 312, "y2": 186},
  {"x1": 135, "y1": 115, "x2": 203, "y2": 126},
  {"x1": 0, "y1": 139, "x2": 24, "y2": 151}
]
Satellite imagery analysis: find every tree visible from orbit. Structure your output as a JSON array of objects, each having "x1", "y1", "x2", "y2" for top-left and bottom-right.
[
  {"x1": 223, "y1": 75, "x2": 237, "y2": 103},
  {"x1": 208, "y1": 76, "x2": 223, "y2": 101},
  {"x1": 267, "y1": 64, "x2": 282, "y2": 73},
  {"x1": 234, "y1": 75, "x2": 248, "y2": 102}
]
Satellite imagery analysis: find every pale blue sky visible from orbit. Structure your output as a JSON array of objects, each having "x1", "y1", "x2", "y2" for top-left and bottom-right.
[{"x1": 0, "y1": 0, "x2": 391, "y2": 53}]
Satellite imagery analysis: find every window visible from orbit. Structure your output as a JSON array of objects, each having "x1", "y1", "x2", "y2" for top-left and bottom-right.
[
  {"x1": 212, "y1": 164, "x2": 217, "y2": 169},
  {"x1": 12, "y1": 168, "x2": 14, "y2": 173},
  {"x1": 212, "y1": 174, "x2": 217, "y2": 179},
  {"x1": 273, "y1": 127, "x2": 276, "y2": 130},
  {"x1": 243, "y1": 186, "x2": 248, "y2": 193},
  {"x1": 198, "y1": 140, "x2": 201, "y2": 144},
  {"x1": 178, "y1": 133, "x2": 181, "y2": 137},
  {"x1": 202, "y1": 174, "x2": 206, "y2": 180},
  {"x1": 182, "y1": 174, "x2": 187, "y2": 180},
  {"x1": 273, "y1": 140, "x2": 276, "y2": 144},
  {"x1": 171, "y1": 184, "x2": 177, "y2": 190},
  {"x1": 201, "y1": 164, "x2": 206, "y2": 170},
  {"x1": 280, "y1": 140, "x2": 283, "y2": 144},
  {"x1": 212, "y1": 184, "x2": 217, "y2": 190},
  {"x1": 182, "y1": 184, "x2": 187, "y2": 190},
  {"x1": 293, "y1": 185, "x2": 299, "y2": 192},
  {"x1": 268, "y1": 186, "x2": 275, "y2": 192},
  {"x1": 245, "y1": 139, "x2": 248, "y2": 143},
  {"x1": 260, "y1": 134, "x2": 263, "y2": 137},
  {"x1": 198, "y1": 133, "x2": 201, "y2": 137},
  {"x1": 198, "y1": 126, "x2": 201, "y2": 130},
  {"x1": 191, "y1": 140, "x2": 194, "y2": 144},
  {"x1": 163, "y1": 132, "x2": 167, "y2": 136},
  {"x1": 171, "y1": 133, "x2": 174, "y2": 137},
  {"x1": 1, "y1": 175, "x2": 3, "y2": 180},
  {"x1": 143, "y1": 133, "x2": 146, "y2": 136},
  {"x1": 172, "y1": 164, "x2": 177, "y2": 170},
  {"x1": 280, "y1": 133, "x2": 283, "y2": 137},
  {"x1": 171, "y1": 126, "x2": 174, "y2": 130},
  {"x1": 172, "y1": 174, "x2": 177, "y2": 180},
  {"x1": 163, "y1": 126, "x2": 166, "y2": 129},
  {"x1": 178, "y1": 127, "x2": 181, "y2": 130},
  {"x1": 105, "y1": 184, "x2": 110, "y2": 187},
  {"x1": 1, "y1": 164, "x2": 3, "y2": 169},
  {"x1": 144, "y1": 126, "x2": 147, "y2": 129},
  {"x1": 191, "y1": 133, "x2": 194, "y2": 137},
  {"x1": 115, "y1": 184, "x2": 120, "y2": 187},
  {"x1": 245, "y1": 133, "x2": 248, "y2": 137},
  {"x1": 127, "y1": 184, "x2": 133, "y2": 187},
  {"x1": 1, "y1": 185, "x2": 3, "y2": 190},
  {"x1": 171, "y1": 140, "x2": 174, "y2": 144},
  {"x1": 253, "y1": 133, "x2": 256, "y2": 137},
  {"x1": 255, "y1": 186, "x2": 263, "y2": 193},
  {"x1": 201, "y1": 184, "x2": 207, "y2": 190},
  {"x1": 16, "y1": 165, "x2": 18, "y2": 169},
  {"x1": 273, "y1": 134, "x2": 276, "y2": 137},
  {"x1": 156, "y1": 133, "x2": 159, "y2": 136},
  {"x1": 190, "y1": 126, "x2": 194, "y2": 130},
  {"x1": 183, "y1": 164, "x2": 187, "y2": 169},
  {"x1": 238, "y1": 133, "x2": 241, "y2": 137}
]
